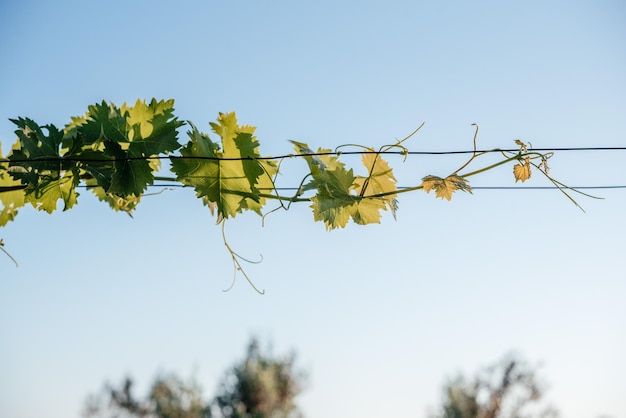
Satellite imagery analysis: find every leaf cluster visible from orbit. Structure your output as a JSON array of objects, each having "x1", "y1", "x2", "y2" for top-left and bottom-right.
[
  {"x1": 1, "y1": 99, "x2": 184, "y2": 221},
  {"x1": 170, "y1": 113, "x2": 277, "y2": 222},
  {"x1": 290, "y1": 141, "x2": 398, "y2": 230}
]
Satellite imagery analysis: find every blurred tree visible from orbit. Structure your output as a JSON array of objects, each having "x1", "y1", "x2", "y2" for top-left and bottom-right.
[
  {"x1": 431, "y1": 353, "x2": 559, "y2": 418},
  {"x1": 212, "y1": 338, "x2": 305, "y2": 418},
  {"x1": 83, "y1": 373, "x2": 210, "y2": 418},
  {"x1": 83, "y1": 338, "x2": 305, "y2": 418}
]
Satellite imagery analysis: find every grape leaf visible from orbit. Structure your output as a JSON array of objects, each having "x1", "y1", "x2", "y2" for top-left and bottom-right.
[
  {"x1": 513, "y1": 157, "x2": 532, "y2": 182},
  {"x1": 0, "y1": 179, "x2": 25, "y2": 226},
  {"x1": 105, "y1": 141, "x2": 154, "y2": 196},
  {"x1": 6, "y1": 118, "x2": 80, "y2": 214},
  {"x1": 171, "y1": 113, "x2": 276, "y2": 220},
  {"x1": 351, "y1": 197, "x2": 387, "y2": 225},
  {"x1": 8, "y1": 118, "x2": 67, "y2": 184},
  {"x1": 292, "y1": 142, "x2": 395, "y2": 229},
  {"x1": 290, "y1": 141, "x2": 345, "y2": 192},
  {"x1": 291, "y1": 141, "x2": 357, "y2": 228},
  {"x1": 64, "y1": 99, "x2": 183, "y2": 197},
  {"x1": 354, "y1": 151, "x2": 398, "y2": 219},
  {"x1": 421, "y1": 174, "x2": 471, "y2": 201},
  {"x1": 122, "y1": 98, "x2": 183, "y2": 156},
  {"x1": 309, "y1": 166, "x2": 358, "y2": 230},
  {"x1": 87, "y1": 179, "x2": 141, "y2": 215},
  {"x1": 77, "y1": 101, "x2": 129, "y2": 146},
  {"x1": 23, "y1": 171, "x2": 79, "y2": 213},
  {"x1": 0, "y1": 143, "x2": 26, "y2": 226},
  {"x1": 289, "y1": 141, "x2": 344, "y2": 173}
]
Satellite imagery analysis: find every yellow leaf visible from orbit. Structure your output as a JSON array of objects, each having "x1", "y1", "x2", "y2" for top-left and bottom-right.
[
  {"x1": 354, "y1": 152, "x2": 398, "y2": 218},
  {"x1": 421, "y1": 175, "x2": 471, "y2": 201},
  {"x1": 0, "y1": 176, "x2": 26, "y2": 227},
  {"x1": 513, "y1": 160, "x2": 532, "y2": 183}
]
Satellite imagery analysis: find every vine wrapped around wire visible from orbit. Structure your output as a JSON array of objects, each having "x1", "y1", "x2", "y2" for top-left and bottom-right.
[{"x1": 0, "y1": 98, "x2": 599, "y2": 289}]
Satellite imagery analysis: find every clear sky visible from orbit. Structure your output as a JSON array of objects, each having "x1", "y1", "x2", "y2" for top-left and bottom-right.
[{"x1": 1, "y1": 1, "x2": 625, "y2": 417}]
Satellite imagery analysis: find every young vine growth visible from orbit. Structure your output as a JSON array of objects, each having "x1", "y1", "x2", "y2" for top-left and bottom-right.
[{"x1": 0, "y1": 99, "x2": 594, "y2": 290}]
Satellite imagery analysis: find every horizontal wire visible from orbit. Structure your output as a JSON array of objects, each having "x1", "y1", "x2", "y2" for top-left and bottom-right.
[
  {"x1": 1, "y1": 146, "x2": 625, "y2": 164},
  {"x1": 142, "y1": 185, "x2": 626, "y2": 191},
  {"x1": 460, "y1": 185, "x2": 625, "y2": 190},
  {"x1": 398, "y1": 146, "x2": 626, "y2": 155},
  {"x1": 2, "y1": 147, "x2": 624, "y2": 193},
  {"x1": 3, "y1": 183, "x2": 622, "y2": 195}
]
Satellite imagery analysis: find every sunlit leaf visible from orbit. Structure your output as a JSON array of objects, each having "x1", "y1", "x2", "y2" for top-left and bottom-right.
[
  {"x1": 513, "y1": 157, "x2": 532, "y2": 183},
  {"x1": 171, "y1": 113, "x2": 276, "y2": 220},
  {"x1": 123, "y1": 98, "x2": 183, "y2": 155},
  {"x1": 293, "y1": 143, "x2": 401, "y2": 228},
  {"x1": 422, "y1": 174, "x2": 471, "y2": 201},
  {"x1": 0, "y1": 143, "x2": 26, "y2": 226},
  {"x1": 64, "y1": 99, "x2": 183, "y2": 198},
  {"x1": 351, "y1": 197, "x2": 386, "y2": 225},
  {"x1": 309, "y1": 166, "x2": 357, "y2": 230},
  {"x1": 24, "y1": 171, "x2": 79, "y2": 214},
  {"x1": 355, "y1": 151, "x2": 398, "y2": 219},
  {"x1": 87, "y1": 180, "x2": 141, "y2": 216}
]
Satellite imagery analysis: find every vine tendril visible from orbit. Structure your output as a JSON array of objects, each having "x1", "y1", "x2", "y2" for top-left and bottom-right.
[
  {"x1": 0, "y1": 239, "x2": 18, "y2": 267},
  {"x1": 220, "y1": 221, "x2": 265, "y2": 294}
]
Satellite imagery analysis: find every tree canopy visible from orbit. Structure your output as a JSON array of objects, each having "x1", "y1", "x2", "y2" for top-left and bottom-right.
[
  {"x1": 431, "y1": 353, "x2": 559, "y2": 418},
  {"x1": 83, "y1": 338, "x2": 305, "y2": 418}
]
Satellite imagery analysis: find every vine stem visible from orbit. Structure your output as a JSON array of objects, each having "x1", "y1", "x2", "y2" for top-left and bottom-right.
[
  {"x1": 459, "y1": 153, "x2": 522, "y2": 178},
  {"x1": 77, "y1": 151, "x2": 585, "y2": 209},
  {"x1": 452, "y1": 123, "x2": 479, "y2": 175},
  {"x1": 0, "y1": 239, "x2": 19, "y2": 267},
  {"x1": 357, "y1": 153, "x2": 523, "y2": 200}
]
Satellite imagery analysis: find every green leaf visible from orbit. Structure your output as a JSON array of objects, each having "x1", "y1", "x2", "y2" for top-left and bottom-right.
[
  {"x1": 63, "y1": 99, "x2": 183, "y2": 198},
  {"x1": 123, "y1": 98, "x2": 184, "y2": 156},
  {"x1": 290, "y1": 141, "x2": 344, "y2": 191},
  {"x1": 293, "y1": 142, "x2": 397, "y2": 229},
  {"x1": 0, "y1": 143, "x2": 26, "y2": 226},
  {"x1": 104, "y1": 141, "x2": 154, "y2": 197},
  {"x1": 171, "y1": 113, "x2": 276, "y2": 220},
  {"x1": 309, "y1": 166, "x2": 357, "y2": 230},
  {"x1": 6, "y1": 119, "x2": 80, "y2": 215},
  {"x1": 71, "y1": 148, "x2": 114, "y2": 191},
  {"x1": 0, "y1": 181, "x2": 25, "y2": 226},
  {"x1": 87, "y1": 179, "x2": 141, "y2": 215},
  {"x1": 24, "y1": 171, "x2": 79, "y2": 213},
  {"x1": 8, "y1": 118, "x2": 67, "y2": 184},
  {"x1": 78, "y1": 101, "x2": 128, "y2": 146}
]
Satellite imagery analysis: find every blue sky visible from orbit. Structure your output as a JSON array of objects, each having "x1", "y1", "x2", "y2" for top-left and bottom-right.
[{"x1": 1, "y1": 1, "x2": 625, "y2": 417}]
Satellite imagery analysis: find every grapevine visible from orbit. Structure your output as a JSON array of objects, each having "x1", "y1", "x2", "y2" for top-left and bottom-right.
[{"x1": 0, "y1": 98, "x2": 597, "y2": 290}]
